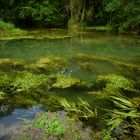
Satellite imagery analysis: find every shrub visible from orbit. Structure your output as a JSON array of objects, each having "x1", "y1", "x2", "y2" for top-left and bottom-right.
[{"x1": 0, "y1": 20, "x2": 23, "y2": 34}]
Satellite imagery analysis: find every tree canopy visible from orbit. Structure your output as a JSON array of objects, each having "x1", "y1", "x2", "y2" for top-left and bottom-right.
[{"x1": 0, "y1": 0, "x2": 140, "y2": 32}]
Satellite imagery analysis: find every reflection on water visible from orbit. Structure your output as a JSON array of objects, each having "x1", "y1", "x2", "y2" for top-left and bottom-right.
[{"x1": 0, "y1": 30, "x2": 140, "y2": 63}]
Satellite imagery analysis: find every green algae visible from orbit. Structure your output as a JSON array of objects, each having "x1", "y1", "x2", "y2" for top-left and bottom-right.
[
  {"x1": 89, "y1": 74, "x2": 137, "y2": 99},
  {"x1": 0, "y1": 71, "x2": 14, "y2": 93},
  {"x1": 40, "y1": 93, "x2": 60, "y2": 111},
  {"x1": 51, "y1": 74, "x2": 80, "y2": 89},
  {"x1": 0, "y1": 58, "x2": 26, "y2": 71},
  {"x1": 0, "y1": 91, "x2": 6, "y2": 100},
  {"x1": 86, "y1": 26, "x2": 113, "y2": 32},
  {"x1": 13, "y1": 72, "x2": 50, "y2": 92},
  {"x1": 132, "y1": 96, "x2": 140, "y2": 105},
  {"x1": 97, "y1": 74, "x2": 134, "y2": 91},
  {"x1": 0, "y1": 29, "x2": 71, "y2": 41},
  {"x1": 50, "y1": 74, "x2": 92, "y2": 89},
  {"x1": 74, "y1": 53, "x2": 140, "y2": 72},
  {"x1": 14, "y1": 95, "x2": 38, "y2": 107},
  {"x1": 30, "y1": 56, "x2": 69, "y2": 73}
]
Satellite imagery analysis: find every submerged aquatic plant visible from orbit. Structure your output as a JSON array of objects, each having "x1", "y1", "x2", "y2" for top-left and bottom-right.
[
  {"x1": 13, "y1": 72, "x2": 50, "y2": 92},
  {"x1": 89, "y1": 74, "x2": 137, "y2": 99},
  {"x1": 30, "y1": 56, "x2": 69, "y2": 73},
  {"x1": 59, "y1": 98, "x2": 97, "y2": 119},
  {"x1": 0, "y1": 71, "x2": 14, "y2": 92},
  {"x1": 0, "y1": 58, "x2": 26, "y2": 71},
  {"x1": 103, "y1": 95, "x2": 140, "y2": 139},
  {"x1": 97, "y1": 74, "x2": 134, "y2": 91},
  {"x1": 73, "y1": 53, "x2": 140, "y2": 72},
  {"x1": 0, "y1": 91, "x2": 6, "y2": 100},
  {"x1": 51, "y1": 74, "x2": 80, "y2": 89},
  {"x1": 50, "y1": 74, "x2": 92, "y2": 89},
  {"x1": 96, "y1": 74, "x2": 136, "y2": 95}
]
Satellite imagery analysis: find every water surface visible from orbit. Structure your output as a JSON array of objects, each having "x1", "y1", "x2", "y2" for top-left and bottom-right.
[{"x1": 0, "y1": 29, "x2": 140, "y2": 137}]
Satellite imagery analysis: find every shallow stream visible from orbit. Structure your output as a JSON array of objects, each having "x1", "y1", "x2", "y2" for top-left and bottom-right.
[{"x1": 0, "y1": 29, "x2": 140, "y2": 138}]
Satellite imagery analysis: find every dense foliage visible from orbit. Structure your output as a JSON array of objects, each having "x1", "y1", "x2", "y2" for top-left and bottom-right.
[{"x1": 0, "y1": 0, "x2": 140, "y2": 32}]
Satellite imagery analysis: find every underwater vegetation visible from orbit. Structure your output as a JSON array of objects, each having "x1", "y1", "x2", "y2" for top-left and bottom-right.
[
  {"x1": 0, "y1": 58, "x2": 26, "y2": 72},
  {"x1": 0, "y1": 29, "x2": 71, "y2": 40},
  {"x1": 74, "y1": 53, "x2": 140, "y2": 72},
  {"x1": 29, "y1": 56, "x2": 69, "y2": 74},
  {"x1": 51, "y1": 74, "x2": 80, "y2": 89},
  {"x1": 0, "y1": 52, "x2": 140, "y2": 140}
]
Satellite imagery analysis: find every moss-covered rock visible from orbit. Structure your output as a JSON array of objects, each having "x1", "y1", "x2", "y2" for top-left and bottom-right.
[
  {"x1": 30, "y1": 56, "x2": 69, "y2": 73},
  {"x1": 0, "y1": 58, "x2": 26, "y2": 71}
]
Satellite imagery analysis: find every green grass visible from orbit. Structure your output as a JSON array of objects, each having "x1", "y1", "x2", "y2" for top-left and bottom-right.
[{"x1": 0, "y1": 20, "x2": 23, "y2": 34}]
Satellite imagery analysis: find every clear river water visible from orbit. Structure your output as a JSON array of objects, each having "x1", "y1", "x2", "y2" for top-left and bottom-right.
[{"x1": 0, "y1": 29, "x2": 140, "y2": 138}]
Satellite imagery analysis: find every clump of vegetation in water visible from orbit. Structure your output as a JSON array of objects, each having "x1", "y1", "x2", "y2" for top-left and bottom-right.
[
  {"x1": 51, "y1": 74, "x2": 80, "y2": 89},
  {"x1": 73, "y1": 53, "x2": 140, "y2": 73},
  {"x1": 40, "y1": 93, "x2": 60, "y2": 111},
  {"x1": 89, "y1": 74, "x2": 138, "y2": 99},
  {"x1": 0, "y1": 71, "x2": 14, "y2": 93},
  {"x1": 97, "y1": 74, "x2": 135, "y2": 92},
  {"x1": 0, "y1": 58, "x2": 26, "y2": 72},
  {"x1": 13, "y1": 72, "x2": 51, "y2": 93},
  {"x1": 60, "y1": 98, "x2": 97, "y2": 119},
  {"x1": 0, "y1": 91, "x2": 6, "y2": 100},
  {"x1": 103, "y1": 95, "x2": 140, "y2": 140},
  {"x1": 0, "y1": 29, "x2": 71, "y2": 40},
  {"x1": 30, "y1": 56, "x2": 69, "y2": 74},
  {"x1": 50, "y1": 74, "x2": 92, "y2": 89}
]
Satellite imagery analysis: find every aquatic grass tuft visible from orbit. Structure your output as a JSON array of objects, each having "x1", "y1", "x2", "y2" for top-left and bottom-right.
[{"x1": 59, "y1": 98, "x2": 97, "y2": 119}]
